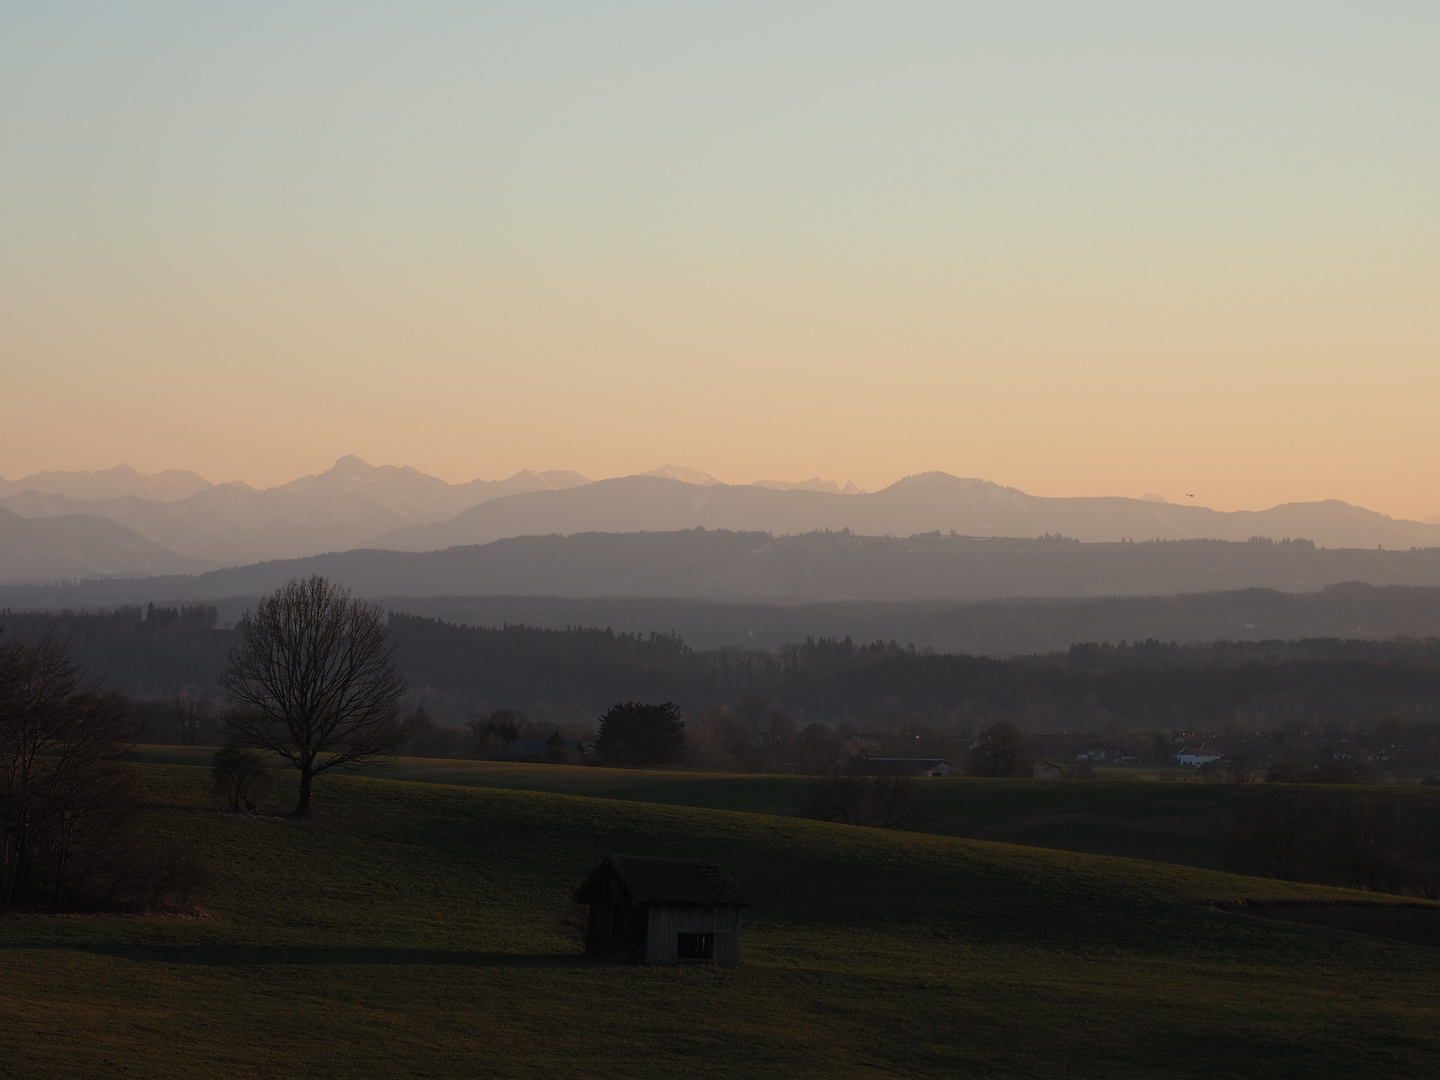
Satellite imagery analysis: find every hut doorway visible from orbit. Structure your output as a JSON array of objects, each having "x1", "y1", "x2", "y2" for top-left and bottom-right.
[{"x1": 676, "y1": 932, "x2": 714, "y2": 961}]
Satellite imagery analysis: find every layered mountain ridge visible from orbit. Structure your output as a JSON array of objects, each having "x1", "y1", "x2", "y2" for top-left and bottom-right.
[
  {"x1": 0, "y1": 456, "x2": 588, "y2": 566},
  {"x1": 0, "y1": 506, "x2": 213, "y2": 583},
  {"x1": 1, "y1": 457, "x2": 1438, "y2": 585},
  {"x1": 373, "y1": 473, "x2": 1440, "y2": 554}
]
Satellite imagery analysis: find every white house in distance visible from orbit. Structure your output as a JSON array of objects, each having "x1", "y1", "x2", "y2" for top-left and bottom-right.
[{"x1": 1175, "y1": 746, "x2": 1223, "y2": 767}]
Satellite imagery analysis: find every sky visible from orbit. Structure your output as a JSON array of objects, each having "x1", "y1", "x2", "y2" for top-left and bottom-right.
[{"x1": 2, "y1": 2, "x2": 1438, "y2": 517}]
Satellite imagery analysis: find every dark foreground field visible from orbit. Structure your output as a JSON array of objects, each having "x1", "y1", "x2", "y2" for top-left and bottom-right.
[{"x1": 3, "y1": 762, "x2": 1439, "y2": 1078}]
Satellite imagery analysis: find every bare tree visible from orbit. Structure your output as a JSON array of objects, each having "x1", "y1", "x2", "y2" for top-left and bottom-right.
[
  {"x1": 171, "y1": 692, "x2": 202, "y2": 746},
  {"x1": 1, "y1": 631, "x2": 204, "y2": 911},
  {"x1": 966, "y1": 720, "x2": 1030, "y2": 778},
  {"x1": 762, "y1": 706, "x2": 795, "y2": 745},
  {"x1": 1237, "y1": 787, "x2": 1319, "y2": 881},
  {"x1": 793, "y1": 722, "x2": 843, "y2": 775},
  {"x1": 211, "y1": 743, "x2": 274, "y2": 812},
  {"x1": 1224, "y1": 754, "x2": 1258, "y2": 784},
  {"x1": 220, "y1": 576, "x2": 408, "y2": 816},
  {"x1": 685, "y1": 704, "x2": 756, "y2": 770},
  {"x1": 466, "y1": 707, "x2": 528, "y2": 760},
  {"x1": 738, "y1": 694, "x2": 768, "y2": 743}
]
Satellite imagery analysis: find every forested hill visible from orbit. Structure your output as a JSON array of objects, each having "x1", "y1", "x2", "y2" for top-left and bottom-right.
[
  {"x1": 7, "y1": 530, "x2": 1440, "y2": 609},
  {"x1": 5, "y1": 605, "x2": 1439, "y2": 732},
  {"x1": 380, "y1": 582, "x2": 1440, "y2": 654},
  {"x1": 390, "y1": 615, "x2": 1440, "y2": 727}
]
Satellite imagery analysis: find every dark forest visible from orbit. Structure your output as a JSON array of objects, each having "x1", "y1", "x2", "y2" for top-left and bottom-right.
[{"x1": 6, "y1": 605, "x2": 1439, "y2": 736}]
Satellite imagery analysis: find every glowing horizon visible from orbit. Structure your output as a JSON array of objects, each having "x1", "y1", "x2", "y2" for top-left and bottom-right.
[{"x1": 3, "y1": 4, "x2": 1438, "y2": 519}]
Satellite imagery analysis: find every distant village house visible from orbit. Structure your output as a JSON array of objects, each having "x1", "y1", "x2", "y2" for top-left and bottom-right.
[{"x1": 1175, "y1": 746, "x2": 1222, "y2": 767}]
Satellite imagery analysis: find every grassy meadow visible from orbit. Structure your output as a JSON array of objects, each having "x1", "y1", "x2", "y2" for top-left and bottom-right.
[
  {"x1": 135, "y1": 746, "x2": 1440, "y2": 872},
  {"x1": 363, "y1": 755, "x2": 1440, "y2": 871},
  {"x1": 3, "y1": 757, "x2": 1440, "y2": 1077}
]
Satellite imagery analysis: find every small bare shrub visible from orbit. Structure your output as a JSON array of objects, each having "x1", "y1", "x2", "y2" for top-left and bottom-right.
[
  {"x1": 1224, "y1": 755, "x2": 1258, "y2": 783},
  {"x1": 212, "y1": 743, "x2": 274, "y2": 812},
  {"x1": 120, "y1": 837, "x2": 213, "y2": 911},
  {"x1": 1236, "y1": 786, "x2": 1321, "y2": 881},
  {"x1": 800, "y1": 766, "x2": 932, "y2": 830}
]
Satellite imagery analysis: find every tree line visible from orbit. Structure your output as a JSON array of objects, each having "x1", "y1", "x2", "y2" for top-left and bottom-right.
[
  {"x1": 6, "y1": 605, "x2": 1440, "y2": 735},
  {"x1": 392, "y1": 617, "x2": 1440, "y2": 735}
]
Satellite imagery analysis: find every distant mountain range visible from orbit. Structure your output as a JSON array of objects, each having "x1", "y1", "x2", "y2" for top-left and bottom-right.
[
  {"x1": 372, "y1": 473, "x2": 1440, "y2": 554},
  {"x1": 0, "y1": 463, "x2": 213, "y2": 503},
  {"x1": 0, "y1": 506, "x2": 211, "y2": 583},
  {"x1": 1, "y1": 457, "x2": 1438, "y2": 586},
  {"x1": 0, "y1": 456, "x2": 587, "y2": 567}
]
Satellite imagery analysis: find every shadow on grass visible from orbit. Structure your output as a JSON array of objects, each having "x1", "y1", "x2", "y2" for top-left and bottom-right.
[
  {"x1": 1224, "y1": 903, "x2": 1440, "y2": 949},
  {"x1": 0, "y1": 942, "x2": 591, "y2": 968}
]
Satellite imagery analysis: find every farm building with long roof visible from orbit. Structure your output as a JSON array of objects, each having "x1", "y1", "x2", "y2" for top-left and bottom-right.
[{"x1": 573, "y1": 855, "x2": 750, "y2": 965}]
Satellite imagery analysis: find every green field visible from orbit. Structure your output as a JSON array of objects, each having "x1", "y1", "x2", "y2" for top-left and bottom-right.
[
  {"x1": 4, "y1": 757, "x2": 1440, "y2": 1077},
  {"x1": 133, "y1": 747, "x2": 1440, "y2": 873}
]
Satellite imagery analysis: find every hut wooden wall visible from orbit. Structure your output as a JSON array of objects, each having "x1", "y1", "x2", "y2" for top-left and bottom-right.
[{"x1": 644, "y1": 904, "x2": 744, "y2": 965}]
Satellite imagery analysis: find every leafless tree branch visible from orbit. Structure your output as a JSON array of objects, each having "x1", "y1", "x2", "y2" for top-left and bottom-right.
[{"x1": 220, "y1": 576, "x2": 408, "y2": 815}]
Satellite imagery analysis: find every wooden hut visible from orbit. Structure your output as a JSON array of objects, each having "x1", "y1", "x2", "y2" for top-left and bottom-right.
[
  {"x1": 1034, "y1": 758, "x2": 1063, "y2": 779},
  {"x1": 572, "y1": 855, "x2": 749, "y2": 965}
]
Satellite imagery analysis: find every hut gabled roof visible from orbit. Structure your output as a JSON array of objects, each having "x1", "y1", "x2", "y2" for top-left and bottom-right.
[{"x1": 574, "y1": 855, "x2": 750, "y2": 907}]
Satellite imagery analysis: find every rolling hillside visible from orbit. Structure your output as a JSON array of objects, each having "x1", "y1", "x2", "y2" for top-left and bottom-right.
[{"x1": 3, "y1": 763, "x2": 1436, "y2": 1077}]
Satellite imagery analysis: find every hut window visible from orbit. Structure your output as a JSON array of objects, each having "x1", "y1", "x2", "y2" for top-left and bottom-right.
[
  {"x1": 610, "y1": 904, "x2": 627, "y2": 936},
  {"x1": 676, "y1": 932, "x2": 714, "y2": 961}
]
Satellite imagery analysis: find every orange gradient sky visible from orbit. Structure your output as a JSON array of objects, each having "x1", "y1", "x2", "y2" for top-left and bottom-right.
[{"x1": 3, "y1": 4, "x2": 1438, "y2": 518}]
